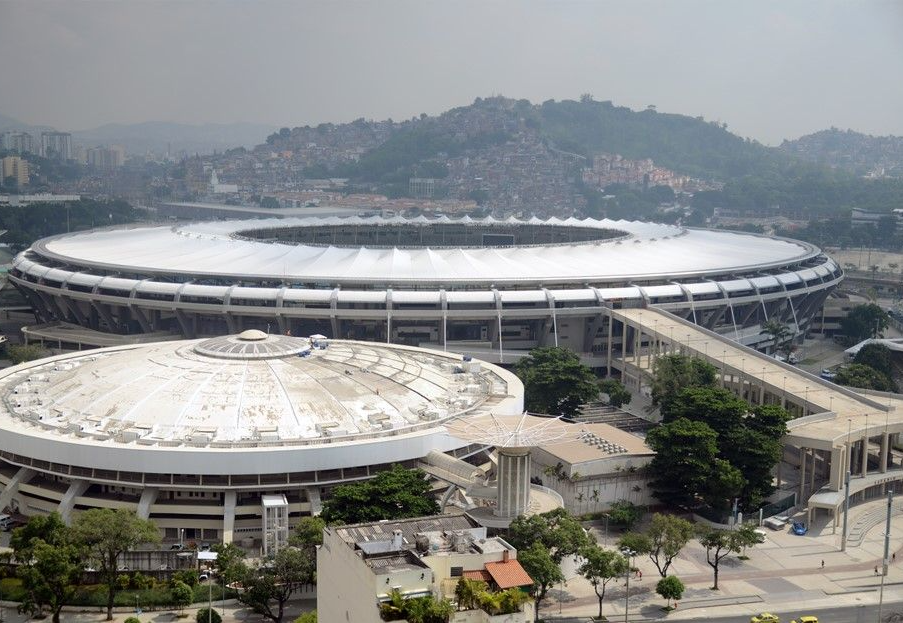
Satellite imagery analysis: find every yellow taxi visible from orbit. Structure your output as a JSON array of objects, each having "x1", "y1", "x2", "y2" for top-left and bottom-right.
[
  {"x1": 750, "y1": 614, "x2": 780, "y2": 623},
  {"x1": 790, "y1": 617, "x2": 818, "y2": 623}
]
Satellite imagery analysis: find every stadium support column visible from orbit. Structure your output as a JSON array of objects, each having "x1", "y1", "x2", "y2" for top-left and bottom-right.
[
  {"x1": 222, "y1": 491, "x2": 236, "y2": 545},
  {"x1": 495, "y1": 447, "x2": 531, "y2": 519}
]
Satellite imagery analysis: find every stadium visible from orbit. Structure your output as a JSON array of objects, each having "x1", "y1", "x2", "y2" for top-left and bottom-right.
[
  {"x1": 8, "y1": 215, "x2": 842, "y2": 365},
  {"x1": 0, "y1": 331, "x2": 523, "y2": 544}
]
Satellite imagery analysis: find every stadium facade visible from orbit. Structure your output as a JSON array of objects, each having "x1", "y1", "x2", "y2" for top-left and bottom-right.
[
  {"x1": 9, "y1": 215, "x2": 843, "y2": 366},
  {"x1": 0, "y1": 332, "x2": 522, "y2": 542}
]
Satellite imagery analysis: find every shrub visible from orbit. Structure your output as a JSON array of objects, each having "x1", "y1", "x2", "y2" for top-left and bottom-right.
[
  {"x1": 196, "y1": 608, "x2": 222, "y2": 623},
  {"x1": 125, "y1": 617, "x2": 141, "y2": 623}
]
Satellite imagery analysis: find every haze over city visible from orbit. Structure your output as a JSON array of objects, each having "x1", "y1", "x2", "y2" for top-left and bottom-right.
[{"x1": 1, "y1": 0, "x2": 902, "y2": 144}]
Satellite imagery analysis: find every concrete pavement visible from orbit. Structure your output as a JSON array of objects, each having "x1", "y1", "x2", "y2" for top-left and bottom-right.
[{"x1": 545, "y1": 494, "x2": 903, "y2": 621}]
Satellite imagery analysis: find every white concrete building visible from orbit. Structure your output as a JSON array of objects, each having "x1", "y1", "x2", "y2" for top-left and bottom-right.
[
  {"x1": 318, "y1": 514, "x2": 534, "y2": 623},
  {"x1": 0, "y1": 331, "x2": 523, "y2": 544}
]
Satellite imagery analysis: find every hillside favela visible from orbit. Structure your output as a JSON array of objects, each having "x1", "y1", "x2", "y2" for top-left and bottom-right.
[{"x1": 2, "y1": 2, "x2": 903, "y2": 623}]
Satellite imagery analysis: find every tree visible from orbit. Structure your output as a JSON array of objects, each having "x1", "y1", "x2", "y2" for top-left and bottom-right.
[
  {"x1": 645, "y1": 513, "x2": 694, "y2": 578},
  {"x1": 703, "y1": 459, "x2": 745, "y2": 511},
  {"x1": 650, "y1": 354, "x2": 718, "y2": 410},
  {"x1": 454, "y1": 578, "x2": 487, "y2": 611},
  {"x1": 760, "y1": 319, "x2": 792, "y2": 355},
  {"x1": 661, "y1": 386, "x2": 747, "y2": 435},
  {"x1": 171, "y1": 580, "x2": 193, "y2": 614},
  {"x1": 645, "y1": 417, "x2": 719, "y2": 508},
  {"x1": 854, "y1": 342, "x2": 895, "y2": 377},
  {"x1": 656, "y1": 575, "x2": 685, "y2": 608},
  {"x1": 697, "y1": 528, "x2": 744, "y2": 589},
  {"x1": 599, "y1": 378, "x2": 632, "y2": 408},
  {"x1": 616, "y1": 532, "x2": 652, "y2": 558},
  {"x1": 17, "y1": 540, "x2": 82, "y2": 623},
  {"x1": 321, "y1": 464, "x2": 439, "y2": 524},
  {"x1": 578, "y1": 544, "x2": 628, "y2": 619},
  {"x1": 736, "y1": 523, "x2": 763, "y2": 557},
  {"x1": 71, "y1": 509, "x2": 160, "y2": 620},
  {"x1": 841, "y1": 303, "x2": 889, "y2": 342},
  {"x1": 212, "y1": 542, "x2": 247, "y2": 585},
  {"x1": 239, "y1": 547, "x2": 316, "y2": 623},
  {"x1": 513, "y1": 347, "x2": 600, "y2": 416},
  {"x1": 516, "y1": 541, "x2": 563, "y2": 607},
  {"x1": 197, "y1": 608, "x2": 223, "y2": 623},
  {"x1": 607, "y1": 500, "x2": 644, "y2": 530},
  {"x1": 835, "y1": 362, "x2": 898, "y2": 392},
  {"x1": 507, "y1": 508, "x2": 592, "y2": 564},
  {"x1": 379, "y1": 591, "x2": 453, "y2": 622},
  {"x1": 290, "y1": 516, "x2": 325, "y2": 551},
  {"x1": 6, "y1": 343, "x2": 50, "y2": 364},
  {"x1": 295, "y1": 613, "x2": 317, "y2": 623}
]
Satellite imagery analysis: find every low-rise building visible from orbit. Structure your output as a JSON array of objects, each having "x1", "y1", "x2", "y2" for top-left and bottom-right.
[
  {"x1": 530, "y1": 422, "x2": 655, "y2": 515},
  {"x1": 318, "y1": 514, "x2": 535, "y2": 623}
]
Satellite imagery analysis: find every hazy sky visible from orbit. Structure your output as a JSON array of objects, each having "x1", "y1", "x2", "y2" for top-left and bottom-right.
[{"x1": 1, "y1": 0, "x2": 901, "y2": 145}]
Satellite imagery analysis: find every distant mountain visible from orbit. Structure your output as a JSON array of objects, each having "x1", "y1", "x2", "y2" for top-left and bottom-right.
[
  {"x1": 780, "y1": 128, "x2": 903, "y2": 177},
  {"x1": 73, "y1": 121, "x2": 277, "y2": 155}
]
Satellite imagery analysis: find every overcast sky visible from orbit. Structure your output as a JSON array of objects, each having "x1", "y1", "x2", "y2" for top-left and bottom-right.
[{"x1": 1, "y1": 0, "x2": 901, "y2": 145}]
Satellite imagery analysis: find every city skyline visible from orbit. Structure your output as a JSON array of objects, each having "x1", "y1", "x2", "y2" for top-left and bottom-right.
[{"x1": 0, "y1": 0, "x2": 901, "y2": 145}]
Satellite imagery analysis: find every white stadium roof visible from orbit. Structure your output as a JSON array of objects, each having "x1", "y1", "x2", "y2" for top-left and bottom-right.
[{"x1": 31, "y1": 215, "x2": 820, "y2": 285}]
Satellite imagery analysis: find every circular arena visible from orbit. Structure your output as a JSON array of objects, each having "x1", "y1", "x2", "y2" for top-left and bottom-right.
[
  {"x1": 0, "y1": 331, "x2": 522, "y2": 543},
  {"x1": 8, "y1": 215, "x2": 843, "y2": 364}
]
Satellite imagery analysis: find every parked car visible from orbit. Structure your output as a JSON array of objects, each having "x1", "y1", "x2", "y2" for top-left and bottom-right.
[
  {"x1": 751, "y1": 613, "x2": 780, "y2": 623},
  {"x1": 753, "y1": 528, "x2": 768, "y2": 543},
  {"x1": 820, "y1": 368, "x2": 837, "y2": 381},
  {"x1": 791, "y1": 521, "x2": 808, "y2": 535},
  {"x1": 170, "y1": 543, "x2": 184, "y2": 551},
  {"x1": 790, "y1": 617, "x2": 818, "y2": 623}
]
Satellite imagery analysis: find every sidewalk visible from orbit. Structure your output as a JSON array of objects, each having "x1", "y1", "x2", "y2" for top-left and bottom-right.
[{"x1": 547, "y1": 494, "x2": 903, "y2": 621}]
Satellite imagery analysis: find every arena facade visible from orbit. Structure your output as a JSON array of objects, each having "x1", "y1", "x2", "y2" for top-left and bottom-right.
[
  {"x1": 9, "y1": 215, "x2": 843, "y2": 366},
  {"x1": 0, "y1": 332, "x2": 522, "y2": 543}
]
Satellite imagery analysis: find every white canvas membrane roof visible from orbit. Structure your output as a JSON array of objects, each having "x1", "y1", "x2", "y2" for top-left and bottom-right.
[{"x1": 32, "y1": 216, "x2": 820, "y2": 284}]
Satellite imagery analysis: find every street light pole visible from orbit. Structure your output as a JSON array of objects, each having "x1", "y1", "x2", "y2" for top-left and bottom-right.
[
  {"x1": 842, "y1": 419, "x2": 853, "y2": 552},
  {"x1": 621, "y1": 547, "x2": 635, "y2": 623},
  {"x1": 878, "y1": 489, "x2": 893, "y2": 623}
]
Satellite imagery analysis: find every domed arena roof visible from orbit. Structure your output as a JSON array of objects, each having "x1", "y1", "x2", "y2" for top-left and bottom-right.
[{"x1": 0, "y1": 336, "x2": 523, "y2": 475}]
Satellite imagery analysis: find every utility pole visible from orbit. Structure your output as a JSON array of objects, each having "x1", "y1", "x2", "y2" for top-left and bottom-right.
[{"x1": 878, "y1": 489, "x2": 893, "y2": 623}]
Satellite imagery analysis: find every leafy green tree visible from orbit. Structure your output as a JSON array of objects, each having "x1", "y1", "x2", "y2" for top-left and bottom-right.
[
  {"x1": 661, "y1": 386, "x2": 748, "y2": 436},
  {"x1": 599, "y1": 378, "x2": 632, "y2": 408},
  {"x1": 577, "y1": 544, "x2": 628, "y2": 619},
  {"x1": 212, "y1": 542, "x2": 247, "y2": 585},
  {"x1": 10, "y1": 512, "x2": 70, "y2": 560},
  {"x1": 607, "y1": 500, "x2": 644, "y2": 530},
  {"x1": 698, "y1": 528, "x2": 745, "y2": 590},
  {"x1": 379, "y1": 590, "x2": 453, "y2": 622},
  {"x1": 747, "y1": 404, "x2": 792, "y2": 439},
  {"x1": 290, "y1": 516, "x2": 325, "y2": 551},
  {"x1": 16, "y1": 540, "x2": 82, "y2": 623},
  {"x1": 854, "y1": 342, "x2": 895, "y2": 377},
  {"x1": 514, "y1": 347, "x2": 600, "y2": 416},
  {"x1": 321, "y1": 464, "x2": 439, "y2": 524},
  {"x1": 71, "y1": 509, "x2": 160, "y2": 620},
  {"x1": 454, "y1": 578, "x2": 487, "y2": 611},
  {"x1": 617, "y1": 532, "x2": 652, "y2": 557},
  {"x1": 196, "y1": 608, "x2": 222, "y2": 623},
  {"x1": 644, "y1": 513, "x2": 694, "y2": 578},
  {"x1": 516, "y1": 542, "x2": 563, "y2": 607},
  {"x1": 703, "y1": 458, "x2": 745, "y2": 511},
  {"x1": 507, "y1": 508, "x2": 592, "y2": 564},
  {"x1": 6, "y1": 343, "x2": 50, "y2": 364},
  {"x1": 656, "y1": 575, "x2": 685, "y2": 608},
  {"x1": 841, "y1": 303, "x2": 889, "y2": 342},
  {"x1": 835, "y1": 363, "x2": 898, "y2": 392},
  {"x1": 238, "y1": 547, "x2": 316, "y2": 623},
  {"x1": 294, "y1": 613, "x2": 317, "y2": 623},
  {"x1": 650, "y1": 355, "x2": 718, "y2": 410},
  {"x1": 170, "y1": 580, "x2": 193, "y2": 614},
  {"x1": 646, "y1": 417, "x2": 720, "y2": 508}
]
